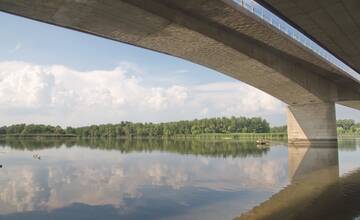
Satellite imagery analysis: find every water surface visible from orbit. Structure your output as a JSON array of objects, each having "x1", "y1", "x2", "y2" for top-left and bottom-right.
[{"x1": 0, "y1": 138, "x2": 359, "y2": 220}]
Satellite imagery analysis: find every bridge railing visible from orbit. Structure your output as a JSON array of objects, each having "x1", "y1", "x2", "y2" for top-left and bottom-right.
[{"x1": 232, "y1": 0, "x2": 360, "y2": 82}]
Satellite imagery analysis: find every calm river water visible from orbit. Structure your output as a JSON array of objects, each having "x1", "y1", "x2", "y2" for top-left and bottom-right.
[{"x1": 0, "y1": 138, "x2": 359, "y2": 220}]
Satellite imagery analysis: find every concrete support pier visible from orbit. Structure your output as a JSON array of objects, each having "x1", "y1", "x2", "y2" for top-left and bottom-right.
[{"x1": 287, "y1": 102, "x2": 337, "y2": 145}]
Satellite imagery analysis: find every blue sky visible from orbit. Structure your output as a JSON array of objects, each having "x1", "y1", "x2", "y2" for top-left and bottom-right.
[
  {"x1": 0, "y1": 12, "x2": 231, "y2": 85},
  {"x1": 0, "y1": 12, "x2": 358, "y2": 126}
]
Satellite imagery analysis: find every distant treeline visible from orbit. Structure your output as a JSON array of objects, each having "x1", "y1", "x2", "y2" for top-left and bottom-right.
[
  {"x1": 0, "y1": 116, "x2": 271, "y2": 137},
  {"x1": 265, "y1": 120, "x2": 360, "y2": 135},
  {"x1": 0, "y1": 117, "x2": 358, "y2": 138},
  {"x1": 337, "y1": 119, "x2": 360, "y2": 135}
]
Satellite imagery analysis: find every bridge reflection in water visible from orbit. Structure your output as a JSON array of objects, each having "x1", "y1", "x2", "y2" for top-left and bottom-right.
[{"x1": 237, "y1": 142, "x2": 360, "y2": 220}]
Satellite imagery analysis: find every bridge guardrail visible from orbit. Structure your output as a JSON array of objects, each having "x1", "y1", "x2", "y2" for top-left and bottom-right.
[{"x1": 232, "y1": 0, "x2": 360, "y2": 82}]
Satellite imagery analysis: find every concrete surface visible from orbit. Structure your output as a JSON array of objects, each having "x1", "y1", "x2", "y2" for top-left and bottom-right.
[
  {"x1": 235, "y1": 144, "x2": 360, "y2": 220},
  {"x1": 256, "y1": 0, "x2": 360, "y2": 81},
  {"x1": 287, "y1": 102, "x2": 337, "y2": 144}
]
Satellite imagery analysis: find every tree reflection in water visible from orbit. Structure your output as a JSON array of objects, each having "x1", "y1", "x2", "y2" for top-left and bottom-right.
[{"x1": 0, "y1": 137, "x2": 270, "y2": 158}]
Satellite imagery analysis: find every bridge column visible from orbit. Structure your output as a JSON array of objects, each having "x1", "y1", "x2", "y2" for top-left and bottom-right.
[{"x1": 287, "y1": 102, "x2": 337, "y2": 145}]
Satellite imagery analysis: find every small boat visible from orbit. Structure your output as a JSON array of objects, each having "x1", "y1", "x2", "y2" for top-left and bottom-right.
[
  {"x1": 256, "y1": 139, "x2": 270, "y2": 145},
  {"x1": 33, "y1": 154, "x2": 41, "y2": 160}
]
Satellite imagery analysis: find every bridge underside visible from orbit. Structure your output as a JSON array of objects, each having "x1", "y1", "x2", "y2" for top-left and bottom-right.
[
  {"x1": 255, "y1": 0, "x2": 360, "y2": 78},
  {"x1": 0, "y1": 0, "x2": 359, "y2": 144}
]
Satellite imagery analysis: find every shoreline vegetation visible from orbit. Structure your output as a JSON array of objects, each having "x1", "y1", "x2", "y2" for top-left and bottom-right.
[
  {"x1": 0, "y1": 117, "x2": 358, "y2": 139},
  {"x1": 0, "y1": 132, "x2": 288, "y2": 140}
]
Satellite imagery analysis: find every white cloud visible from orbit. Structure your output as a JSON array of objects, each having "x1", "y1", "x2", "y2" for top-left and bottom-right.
[
  {"x1": 0, "y1": 61, "x2": 285, "y2": 126},
  {"x1": 0, "y1": 62, "x2": 54, "y2": 107},
  {"x1": 191, "y1": 82, "x2": 284, "y2": 117}
]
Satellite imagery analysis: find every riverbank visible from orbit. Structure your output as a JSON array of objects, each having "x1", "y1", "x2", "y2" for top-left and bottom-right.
[
  {"x1": 1, "y1": 132, "x2": 359, "y2": 140},
  {"x1": 0, "y1": 132, "x2": 287, "y2": 139}
]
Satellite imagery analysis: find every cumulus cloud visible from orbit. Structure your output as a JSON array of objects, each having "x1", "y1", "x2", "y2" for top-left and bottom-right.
[
  {"x1": 0, "y1": 61, "x2": 284, "y2": 126},
  {"x1": 191, "y1": 82, "x2": 284, "y2": 116},
  {"x1": 0, "y1": 62, "x2": 54, "y2": 108}
]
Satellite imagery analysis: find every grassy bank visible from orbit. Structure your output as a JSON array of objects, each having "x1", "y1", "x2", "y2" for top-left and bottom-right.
[
  {"x1": 172, "y1": 132, "x2": 287, "y2": 140},
  {"x1": 1, "y1": 132, "x2": 358, "y2": 140},
  {"x1": 0, "y1": 132, "x2": 287, "y2": 140},
  {"x1": 338, "y1": 134, "x2": 360, "y2": 138}
]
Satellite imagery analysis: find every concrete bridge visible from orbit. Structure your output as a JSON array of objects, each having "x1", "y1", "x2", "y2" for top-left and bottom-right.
[
  {"x1": 236, "y1": 144, "x2": 360, "y2": 220},
  {"x1": 255, "y1": 0, "x2": 360, "y2": 78},
  {"x1": 0, "y1": 0, "x2": 359, "y2": 144}
]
